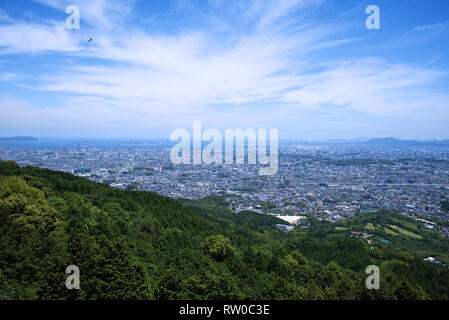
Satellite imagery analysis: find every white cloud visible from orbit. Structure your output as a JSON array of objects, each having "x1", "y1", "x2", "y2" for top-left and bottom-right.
[
  {"x1": 32, "y1": 28, "x2": 448, "y2": 122},
  {"x1": 0, "y1": 72, "x2": 20, "y2": 81},
  {"x1": 414, "y1": 21, "x2": 449, "y2": 31},
  {"x1": 282, "y1": 59, "x2": 449, "y2": 118},
  {"x1": 34, "y1": 0, "x2": 135, "y2": 30},
  {"x1": 0, "y1": 8, "x2": 14, "y2": 23},
  {"x1": 0, "y1": 22, "x2": 81, "y2": 54},
  {"x1": 0, "y1": 0, "x2": 448, "y2": 138}
]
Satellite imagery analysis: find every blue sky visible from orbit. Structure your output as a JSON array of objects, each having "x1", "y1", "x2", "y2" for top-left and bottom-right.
[{"x1": 0, "y1": 0, "x2": 449, "y2": 139}]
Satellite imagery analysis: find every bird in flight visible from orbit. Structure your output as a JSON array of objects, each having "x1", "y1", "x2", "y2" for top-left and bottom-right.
[{"x1": 88, "y1": 38, "x2": 93, "y2": 43}]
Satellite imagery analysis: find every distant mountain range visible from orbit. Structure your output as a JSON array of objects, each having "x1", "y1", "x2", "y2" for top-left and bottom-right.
[
  {"x1": 296, "y1": 137, "x2": 449, "y2": 147},
  {"x1": 1, "y1": 136, "x2": 448, "y2": 147},
  {"x1": 0, "y1": 136, "x2": 39, "y2": 142},
  {"x1": 361, "y1": 137, "x2": 449, "y2": 147}
]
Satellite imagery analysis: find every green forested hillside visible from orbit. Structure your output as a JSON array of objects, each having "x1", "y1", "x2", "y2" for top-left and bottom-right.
[{"x1": 1, "y1": 160, "x2": 449, "y2": 300}]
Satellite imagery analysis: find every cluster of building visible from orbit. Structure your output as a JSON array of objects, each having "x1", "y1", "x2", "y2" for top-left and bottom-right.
[{"x1": 1, "y1": 141, "x2": 449, "y2": 233}]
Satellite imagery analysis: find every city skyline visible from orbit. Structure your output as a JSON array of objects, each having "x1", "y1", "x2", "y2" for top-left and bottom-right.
[{"x1": 1, "y1": 0, "x2": 449, "y2": 139}]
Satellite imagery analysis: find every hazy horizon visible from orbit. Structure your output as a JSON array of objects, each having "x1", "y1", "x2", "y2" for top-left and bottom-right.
[{"x1": 2, "y1": 135, "x2": 449, "y2": 142}]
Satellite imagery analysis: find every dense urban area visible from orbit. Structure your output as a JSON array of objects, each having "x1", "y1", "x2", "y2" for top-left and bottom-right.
[{"x1": 2, "y1": 139, "x2": 448, "y2": 234}]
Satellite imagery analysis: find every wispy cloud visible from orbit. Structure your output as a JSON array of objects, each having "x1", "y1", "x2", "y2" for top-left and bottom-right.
[
  {"x1": 282, "y1": 59, "x2": 449, "y2": 117},
  {"x1": 0, "y1": 72, "x2": 21, "y2": 81},
  {"x1": 0, "y1": 0, "x2": 448, "y2": 138},
  {"x1": 414, "y1": 20, "x2": 449, "y2": 31},
  {"x1": 34, "y1": 0, "x2": 135, "y2": 29},
  {"x1": 0, "y1": 22, "x2": 81, "y2": 54},
  {"x1": 0, "y1": 8, "x2": 14, "y2": 23}
]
